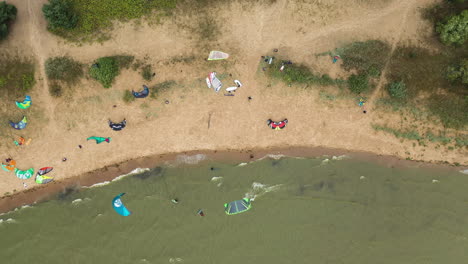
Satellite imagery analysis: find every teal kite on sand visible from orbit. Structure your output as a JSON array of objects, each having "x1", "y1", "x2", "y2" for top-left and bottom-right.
[{"x1": 87, "y1": 137, "x2": 111, "y2": 144}]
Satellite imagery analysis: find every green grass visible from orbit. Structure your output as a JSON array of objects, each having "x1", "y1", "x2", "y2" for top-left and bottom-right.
[
  {"x1": 142, "y1": 64, "x2": 153, "y2": 81},
  {"x1": 150, "y1": 80, "x2": 177, "y2": 99},
  {"x1": 51, "y1": 0, "x2": 177, "y2": 42},
  {"x1": 89, "y1": 55, "x2": 133, "y2": 88},
  {"x1": 265, "y1": 58, "x2": 344, "y2": 87},
  {"x1": 372, "y1": 124, "x2": 423, "y2": 141},
  {"x1": 49, "y1": 83, "x2": 63, "y2": 97},
  {"x1": 373, "y1": 123, "x2": 468, "y2": 149},
  {"x1": 122, "y1": 90, "x2": 135, "y2": 103},
  {"x1": 0, "y1": 54, "x2": 35, "y2": 97},
  {"x1": 45, "y1": 56, "x2": 83, "y2": 84},
  {"x1": 335, "y1": 40, "x2": 391, "y2": 76}
]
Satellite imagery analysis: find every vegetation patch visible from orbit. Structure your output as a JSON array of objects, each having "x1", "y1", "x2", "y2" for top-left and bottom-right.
[
  {"x1": 122, "y1": 90, "x2": 135, "y2": 103},
  {"x1": 0, "y1": 54, "x2": 35, "y2": 97},
  {"x1": 372, "y1": 124, "x2": 423, "y2": 141},
  {"x1": 49, "y1": 83, "x2": 63, "y2": 97},
  {"x1": 264, "y1": 58, "x2": 344, "y2": 87},
  {"x1": 89, "y1": 55, "x2": 133, "y2": 88},
  {"x1": 436, "y1": 9, "x2": 468, "y2": 45},
  {"x1": 348, "y1": 74, "x2": 369, "y2": 94},
  {"x1": 44, "y1": 0, "x2": 177, "y2": 42},
  {"x1": 334, "y1": 40, "x2": 390, "y2": 76},
  {"x1": 142, "y1": 64, "x2": 153, "y2": 81},
  {"x1": 150, "y1": 80, "x2": 176, "y2": 99},
  {"x1": 42, "y1": 0, "x2": 78, "y2": 32},
  {"x1": 45, "y1": 56, "x2": 83, "y2": 84},
  {"x1": 0, "y1": 1, "x2": 17, "y2": 41}
]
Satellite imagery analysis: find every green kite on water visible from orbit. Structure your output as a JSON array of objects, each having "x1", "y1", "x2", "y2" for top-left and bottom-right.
[{"x1": 87, "y1": 137, "x2": 111, "y2": 144}]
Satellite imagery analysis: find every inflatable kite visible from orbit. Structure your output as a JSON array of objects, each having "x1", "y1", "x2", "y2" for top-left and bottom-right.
[
  {"x1": 109, "y1": 119, "x2": 126, "y2": 131},
  {"x1": 207, "y1": 51, "x2": 229, "y2": 60},
  {"x1": 16, "y1": 95, "x2": 31, "y2": 109},
  {"x1": 112, "y1": 193, "x2": 131, "y2": 216},
  {"x1": 1, "y1": 160, "x2": 16, "y2": 172},
  {"x1": 224, "y1": 198, "x2": 252, "y2": 215},
  {"x1": 35, "y1": 167, "x2": 54, "y2": 184},
  {"x1": 87, "y1": 137, "x2": 111, "y2": 144},
  {"x1": 15, "y1": 168, "x2": 34, "y2": 180},
  {"x1": 132, "y1": 85, "x2": 149, "y2": 98},
  {"x1": 267, "y1": 119, "x2": 288, "y2": 130},
  {"x1": 9, "y1": 116, "x2": 27, "y2": 130}
]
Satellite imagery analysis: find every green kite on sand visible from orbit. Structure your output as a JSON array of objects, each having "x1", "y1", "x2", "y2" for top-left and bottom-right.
[{"x1": 87, "y1": 137, "x2": 111, "y2": 144}]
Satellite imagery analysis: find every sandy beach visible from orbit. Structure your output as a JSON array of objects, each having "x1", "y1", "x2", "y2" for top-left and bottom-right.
[{"x1": 0, "y1": 0, "x2": 466, "y2": 212}]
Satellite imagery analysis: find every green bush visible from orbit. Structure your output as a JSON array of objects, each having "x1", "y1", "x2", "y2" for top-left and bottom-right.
[
  {"x1": 42, "y1": 0, "x2": 78, "y2": 30},
  {"x1": 0, "y1": 76, "x2": 6, "y2": 87},
  {"x1": 446, "y1": 59, "x2": 468, "y2": 84},
  {"x1": 339, "y1": 40, "x2": 391, "y2": 76},
  {"x1": 142, "y1": 64, "x2": 153, "y2": 81},
  {"x1": 45, "y1": 56, "x2": 83, "y2": 84},
  {"x1": 89, "y1": 57, "x2": 119, "y2": 88},
  {"x1": 348, "y1": 74, "x2": 369, "y2": 94},
  {"x1": 49, "y1": 83, "x2": 63, "y2": 97},
  {"x1": 436, "y1": 10, "x2": 468, "y2": 45},
  {"x1": 387, "y1": 81, "x2": 407, "y2": 98},
  {"x1": 123, "y1": 90, "x2": 135, "y2": 103},
  {"x1": 21, "y1": 73, "x2": 35, "y2": 91},
  {"x1": 0, "y1": 2, "x2": 17, "y2": 40}
]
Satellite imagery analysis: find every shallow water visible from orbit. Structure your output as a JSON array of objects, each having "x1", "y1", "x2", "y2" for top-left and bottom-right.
[{"x1": 1, "y1": 156, "x2": 467, "y2": 264}]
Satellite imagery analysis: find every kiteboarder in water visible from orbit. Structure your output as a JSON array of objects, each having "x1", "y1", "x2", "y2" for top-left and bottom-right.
[{"x1": 197, "y1": 209, "x2": 204, "y2": 216}]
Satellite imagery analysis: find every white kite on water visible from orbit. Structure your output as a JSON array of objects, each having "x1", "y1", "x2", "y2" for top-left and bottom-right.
[{"x1": 207, "y1": 51, "x2": 229, "y2": 60}]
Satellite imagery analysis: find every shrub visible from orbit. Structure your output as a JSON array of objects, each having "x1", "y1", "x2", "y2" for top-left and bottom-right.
[
  {"x1": 387, "y1": 81, "x2": 407, "y2": 98},
  {"x1": 49, "y1": 83, "x2": 63, "y2": 97},
  {"x1": 45, "y1": 56, "x2": 83, "y2": 84},
  {"x1": 21, "y1": 73, "x2": 35, "y2": 91},
  {"x1": 339, "y1": 40, "x2": 391, "y2": 75},
  {"x1": 42, "y1": 0, "x2": 78, "y2": 30},
  {"x1": 89, "y1": 57, "x2": 119, "y2": 88},
  {"x1": 348, "y1": 74, "x2": 369, "y2": 94},
  {"x1": 110, "y1": 55, "x2": 134, "y2": 69},
  {"x1": 436, "y1": 10, "x2": 468, "y2": 45},
  {"x1": 0, "y1": 2, "x2": 17, "y2": 40},
  {"x1": 123, "y1": 90, "x2": 135, "y2": 103},
  {"x1": 0, "y1": 76, "x2": 6, "y2": 87},
  {"x1": 142, "y1": 64, "x2": 153, "y2": 81},
  {"x1": 446, "y1": 59, "x2": 468, "y2": 84}
]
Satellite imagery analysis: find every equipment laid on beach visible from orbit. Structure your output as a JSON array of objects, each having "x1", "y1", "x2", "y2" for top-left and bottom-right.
[
  {"x1": 1, "y1": 160, "x2": 16, "y2": 172},
  {"x1": 16, "y1": 95, "x2": 31, "y2": 109},
  {"x1": 207, "y1": 51, "x2": 229, "y2": 60},
  {"x1": 208, "y1": 72, "x2": 222, "y2": 92},
  {"x1": 224, "y1": 198, "x2": 252, "y2": 215},
  {"x1": 267, "y1": 119, "x2": 288, "y2": 130},
  {"x1": 206, "y1": 78, "x2": 212, "y2": 88},
  {"x1": 226, "y1": 86, "x2": 238, "y2": 92},
  {"x1": 9, "y1": 116, "x2": 27, "y2": 130},
  {"x1": 234, "y1": 80, "x2": 242, "y2": 87},
  {"x1": 35, "y1": 167, "x2": 54, "y2": 184},
  {"x1": 132, "y1": 85, "x2": 149, "y2": 98},
  {"x1": 112, "y1": 193, "x2": 131, "y2": 216},
  {"x1": 109, "y1": 119, "x2": 126, "y2": 131},
  {"x1": 15, "y1": 167, "x2": 34, "y2": 180},
  {"x1": 87, "y1": 136, "x2": 111, "y2": 144}
]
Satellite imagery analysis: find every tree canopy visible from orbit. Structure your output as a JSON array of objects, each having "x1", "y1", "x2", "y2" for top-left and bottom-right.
[
  {"x1": 42, "y1": 0, "x2": 78, "y2": 30},
  {"x1": 436, "y1": 10, "x2": 468, "y2": 45},
  {"x1": 0, "y1": 1, "x2": 17, "y2": 40}
]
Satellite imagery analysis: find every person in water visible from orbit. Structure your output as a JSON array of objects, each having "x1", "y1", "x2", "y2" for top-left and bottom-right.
[
  {"x1": 171, "y1": 198, "x2": 179, "y2": 204},
  {"x1": 197, "y1": 209, "x2": 205, "y2": 216}
]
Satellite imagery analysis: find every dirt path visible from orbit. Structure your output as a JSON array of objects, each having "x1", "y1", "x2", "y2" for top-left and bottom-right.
[
  {"x1": 26, "y1": 0, "x2": 57, "y2": 131},
  {"x1": 366, "y1": 0, "x2": 416, "y2": 110}
]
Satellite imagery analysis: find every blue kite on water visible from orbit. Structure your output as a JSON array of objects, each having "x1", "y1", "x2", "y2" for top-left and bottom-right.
[
  {"x1": 132, "y1": 85, "x2": 149, "y2": 98},
  {"x1": 112, "y1": 193, "x2": 131, "y2": 216}
]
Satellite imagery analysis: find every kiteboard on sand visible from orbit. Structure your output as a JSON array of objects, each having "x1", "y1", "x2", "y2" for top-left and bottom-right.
[
  {"x1": 226, "y1": 86, "x2": 238, "y2": 92},
  {"x1": 206, "y1": 78, "x2": 211, "y2": 89}
]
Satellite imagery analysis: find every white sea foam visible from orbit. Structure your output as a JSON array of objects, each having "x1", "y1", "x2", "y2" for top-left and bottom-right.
[
  {"x1": 88, "y1": 168, "x2": 150, "y2": 188},
  {"x1": 332, "y1": 155, "x2": 349, "y2": 161},
  {"x1": 72, "y1": 199, "x2": 82, "y2": 204},
  {"x1": 460, "y1": 169, "x2": 468, "y2": 175},
  {"x1": 0, "y1": 218, "x2": 16, "y2": 224},
  {"x1": 245, "y1": 182, "x2": 282, "y2": 201},
  {"x1": 237, "y1": 162, "x2": 248, "y2": 167},
  {"x1": 211, "y1": 176, "x2": 223, "y2": 181}
]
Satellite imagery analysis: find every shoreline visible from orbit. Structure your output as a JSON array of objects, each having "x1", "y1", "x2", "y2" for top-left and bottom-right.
[{"x1": 1, "y1": 145, "x2": 466, "y2": 214}]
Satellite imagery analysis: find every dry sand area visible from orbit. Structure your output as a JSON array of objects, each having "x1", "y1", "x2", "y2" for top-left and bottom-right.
[{"x1": 0, "y1": 0, "x2": 466, "y2": 196}]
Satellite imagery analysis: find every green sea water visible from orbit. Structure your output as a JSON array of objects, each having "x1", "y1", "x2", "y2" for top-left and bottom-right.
[{"x1": 1, "y1": 156, "x2": 468, "y2": 264}]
